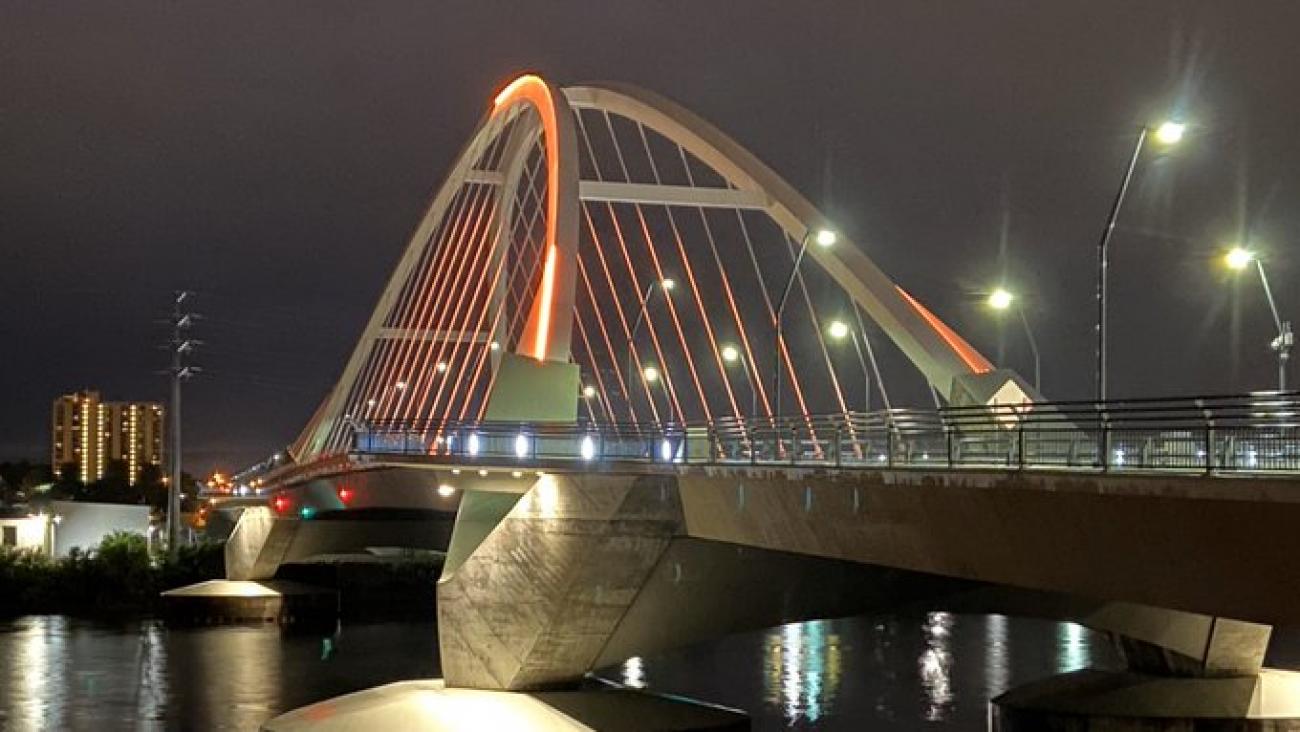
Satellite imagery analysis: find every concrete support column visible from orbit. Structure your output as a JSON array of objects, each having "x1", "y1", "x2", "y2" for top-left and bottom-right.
[{"x1": 437, "y1": 473, "x2": 682, "y2": 690}]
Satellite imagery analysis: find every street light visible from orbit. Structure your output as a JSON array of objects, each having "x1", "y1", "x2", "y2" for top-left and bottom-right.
[
  {"x1": 721, "y1": 343, "x2": 758, "y2": 417},
  {"x1": 581, "y1": 384, "x2": 609, "y2": 423},
  {"x1": 774, "y1": 227, "x2": 836, "y2": 421},
  {"x1": 1224, "y1": 247, "x2": 1292, "y2": 390},
  {"x1": 987, "y1": 287, "x2": 1041, "y2": 392},
  {"x1": 626, "y1": 278, "x2": 677, "y2": 400},
  {"x1": 1094, "y1": 119, "x2": 1185, "y2": 402},
  {"x1": 826, "y1": 319, "x2": 873, "y2": 414}
]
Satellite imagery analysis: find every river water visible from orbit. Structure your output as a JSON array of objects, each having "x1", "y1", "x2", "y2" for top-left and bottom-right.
[{"x1": 2, "y1": 613, "x2": 1298, "y2": 731}]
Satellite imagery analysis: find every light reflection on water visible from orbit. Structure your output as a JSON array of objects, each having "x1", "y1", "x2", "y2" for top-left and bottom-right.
[
  {"x1": 6, "y1": 612, "x2": 1295, "y2": 731},
  {"x1": 1058, "y1": 621, "x2": 1091, "y2": 673},
  {"x1": 761, "y1": 620, "x2": 843, "y2": 725},
  {"x1": 611, "y1": 611, "x2": 1127, "y2": 731},
  {"x1": 621, "y1": 655, "x2": 646, "y2": 688},
  {"x1": 0, "y1": 616, "x2": 439, "y2": 731},
  {"x1": 919, "y1": 611, "x2": 954, "y2": 721}
]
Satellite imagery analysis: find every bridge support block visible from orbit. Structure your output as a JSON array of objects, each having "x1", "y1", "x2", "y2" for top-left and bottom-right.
[{"x1": 992, "y1": 668, "x2": 1300, "y2": 731}]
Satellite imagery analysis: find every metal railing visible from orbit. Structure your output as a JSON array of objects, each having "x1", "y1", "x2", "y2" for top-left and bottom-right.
[{"x1": 347, "y1": 392, "x2": 1300, "y2": 475}]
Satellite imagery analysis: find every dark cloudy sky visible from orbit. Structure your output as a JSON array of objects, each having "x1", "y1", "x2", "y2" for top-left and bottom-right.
[{"x1": 2, "y1": 2, "x2": 1298, "y2": 473}]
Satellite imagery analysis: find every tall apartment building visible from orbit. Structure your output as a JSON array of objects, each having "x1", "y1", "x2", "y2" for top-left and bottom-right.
[{"x1": 51, "y1": 390, "x2": 165, "y2": 485}]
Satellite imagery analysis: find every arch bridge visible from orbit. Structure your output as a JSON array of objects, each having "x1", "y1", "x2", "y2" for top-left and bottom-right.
[{"x1": 237, "y1": 76, "x2": 1300, "y2": 713}]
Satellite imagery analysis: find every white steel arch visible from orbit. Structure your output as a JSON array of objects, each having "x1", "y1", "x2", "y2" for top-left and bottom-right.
[{"x1": 292, "y1": 74, "x2": 1031, "y2": 463}]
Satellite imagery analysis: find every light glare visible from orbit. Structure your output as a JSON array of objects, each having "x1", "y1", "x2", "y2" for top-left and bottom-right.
[
  {"x1": 1225, "y1": 247, "x2": 1254, "y2": 271},
  {"x1": 721, "y1": 345, "x2": 740, "y2": 363},
  {"x1": 988, "y1": 288, "x2": 1014, "y2": 310},
  {"x1": 827, "y1": 320, "x2": 850, "y2": 340},
  {"x1": 1154, "y1": 121, "x2": 1186, "y2": 145},
  {"x1": 815, "y1": 229, "x2": 837, "y2": 247}
]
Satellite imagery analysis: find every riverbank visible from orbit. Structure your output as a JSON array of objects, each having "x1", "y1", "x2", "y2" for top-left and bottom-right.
[
  {"x1": 1, "y1": 532, "x2": 445, "y2": 621},
  {"x1": 0, "y1": 532, "x2": 223, "y2": 617}
]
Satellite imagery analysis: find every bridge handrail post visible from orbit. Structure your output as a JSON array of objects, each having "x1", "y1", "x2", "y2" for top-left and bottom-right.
[
  {"x1": 1017, "y1": 418, "x2": 1026, "y2": 470},
  {"x1": 945, "y1": 425, "x2": 954, "y2": 468},
  {"x1": 835, "y1": 426, "x2": 842, "y2": 468},
  {"x1": 887, "y1": 428, "x2": 895, "y2": 469},
  {"x1": 1100, "y1": 419, "x2": 1110, "y2": 472},
  {"x1": 1204, "y1": 420, "x2": 1214, "y2": 475},
  {"x1": 790, "y1": 425, "x2": 798, "y2": 467}
]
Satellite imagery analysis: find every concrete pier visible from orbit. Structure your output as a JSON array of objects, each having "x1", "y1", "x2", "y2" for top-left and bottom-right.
[
  {"x1": 161, "y1": 579, "x2": 338, "y2": 626},
  {"x1": 261, "y1": 679, "x2": 747, "y2": 731},
  {"x1": 992, "y1": 668, "x2": 1300, "y2": 730}
]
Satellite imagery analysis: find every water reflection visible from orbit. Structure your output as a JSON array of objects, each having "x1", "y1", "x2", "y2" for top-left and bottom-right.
[
  {"x1": 1057, "y1": 621, "x2": 1090, "y2": 673},
  {"x1": 135, "y1": 621, "x2": 168, "y2": 725},
  {"x1": 763, "y1": 620, "x2": 842, "y2": 725},
  {"x1": 0, "y1": 612, "x2": 1149, "y2": 731},
  {"x1": 919, "y1": 611, "x2": 954, "y2": 721},
  {"x1": 984, "y1": 614, "x2": 1009, "y2": 698},
  {"x1": 0, "y1": 617, "x2": 438, "y2": 731},
  {"x1": 9, "y1": 616, "x2": 63, "y2": 729},
  {"x1": 622, "y1": 655, "x2": 646, "y2": 688}
]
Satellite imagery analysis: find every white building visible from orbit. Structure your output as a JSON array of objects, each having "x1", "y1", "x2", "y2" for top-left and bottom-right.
[{"x1": 0, "y1": 501, "x2": 152, "y2": 557}]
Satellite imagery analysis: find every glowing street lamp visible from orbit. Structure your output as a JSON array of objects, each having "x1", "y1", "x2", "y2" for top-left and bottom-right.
[
  {"x1": 987, "y1": 288, "x2": 1014, "y2": 311},
  {"x1": 1224, "y1": 246, "x2": 1292, "y2": 390},
  {"x1": 1094, "y1": 118, "x2": 1186, "y2": 402},
  {"x1": 626, "y1": 278, "x2": 679, "y2": 402},
  {"x1": 774, "y1": 227, "x2": 836, "y2": 420},
  {"x1": 826, "y1": 319, "x2": 873, "y2": 414},
  {"x1": 1154, "y1": 121, "x2": 1187, "y2": 145},
  {"x1": 721, "y1": 343, "x2": 758, "y2": 416},
  {"x1": 580, "y1": 384, "x2": 609, "y2": 424},
  {"x1": 986, "y1": 287, "x2": 1041, "y2": 391},
  {"x1": 642, "y1": 365, "x2": 660, "y2": 383},
  {"x1": 1225, "y1": 247, "x2": 1254, "y2": 271}
]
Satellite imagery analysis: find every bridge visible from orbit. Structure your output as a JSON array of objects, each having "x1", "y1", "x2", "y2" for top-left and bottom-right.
[{"x1": 238, "y1": 75, "x2": 1300, "y2": 728}]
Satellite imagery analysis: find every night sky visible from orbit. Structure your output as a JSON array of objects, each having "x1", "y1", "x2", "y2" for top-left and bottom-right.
[{"x1": 2, "y1": 2, "x2": 1298, "y2": 474}]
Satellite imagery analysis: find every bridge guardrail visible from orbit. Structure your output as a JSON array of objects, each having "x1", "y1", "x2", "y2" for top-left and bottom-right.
[{"x1": 348, "y1": 392, "x2": 1300, "y2": 475}]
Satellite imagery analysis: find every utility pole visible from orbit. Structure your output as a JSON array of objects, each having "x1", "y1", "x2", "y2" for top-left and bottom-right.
[{"x1": 167, "y1": 291, "x2": 200, "y2": 555}]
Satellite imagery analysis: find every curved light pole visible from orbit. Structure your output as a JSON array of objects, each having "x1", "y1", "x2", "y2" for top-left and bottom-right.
[
  {"x1": 1095, "y1": 120, "x2": 1185, "y2": 402},
  {"x1": 1226, "y1": 247, "x2": 1292, "y2": 390},
  {"x1": 774, "y1": 228, "x2": 836, "y2": 423},
  {"x1": 626, "y1": 278, "x2": 676, "y2": 404},
  {"x1": 988, "y1": 288, "x2": 1041, "y2": 392},
  {"x1": 720, "y1": 344, "x2": 758, "y2": 417}
]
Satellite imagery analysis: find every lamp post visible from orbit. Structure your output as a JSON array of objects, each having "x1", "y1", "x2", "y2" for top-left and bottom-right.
[
  {"x1": 641, "y1": 365, "x2": 674, "y2": 424},
  {"x1": 625, "y1": 278, "x2": 675, "y2": 404},
  {"x1": 987, "y1": 288, "x2": 1041, "y2": 392},
  {"x1": 581, "y1": 384, "x2": 609, "y2": 424},
  {"x1": 720, "y1": 344, "x2": 758, "y2": 417},
  {"x1": 826, "y1": 320, "x2": 872, "y2": 414},
  {"x1": 774, "y1": 228, "x2": 836, "y2": 422},
  {"x1": 1226, "y1": 247, "x2": 1292, "y2": 390},
  {"x1": 1094, "y1": 120, "x2": 1185, "y2": 402}
]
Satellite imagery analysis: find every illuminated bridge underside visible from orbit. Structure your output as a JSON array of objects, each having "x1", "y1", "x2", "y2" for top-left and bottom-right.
[
  {"x1": 290, "y1": 75, "x2": 1031, "y2": 464},
  {"x1": 438, "y1": 468, "x2": 1297, "y2": 691}
]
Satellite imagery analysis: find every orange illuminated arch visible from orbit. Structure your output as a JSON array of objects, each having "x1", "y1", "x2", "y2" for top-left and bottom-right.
[{"x1": 490, "y1": 74, "x2": 579, "y2": 363}]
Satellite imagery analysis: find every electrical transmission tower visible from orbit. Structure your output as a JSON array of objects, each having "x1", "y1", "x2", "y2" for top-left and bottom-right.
[{"x1": 166, "y1": 291, "x2": 200, "y2": 554}]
